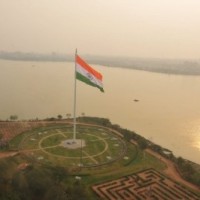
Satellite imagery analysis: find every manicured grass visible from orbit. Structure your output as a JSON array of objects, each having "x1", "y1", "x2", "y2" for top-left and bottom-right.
[
  {"x1": 8, "y1": 125, "x2": 166, "y2": 171},
  {"x1": 40, "y1": 134, "x2": 65, "y2": 147},
  {"x1": 9, "y1": 125, "x2": 128, "y2": 168}
]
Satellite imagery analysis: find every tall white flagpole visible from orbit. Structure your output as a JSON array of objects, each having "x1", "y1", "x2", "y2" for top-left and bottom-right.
[{"x1": 73, "y1": 49, "x2": 77, "y2": 142}]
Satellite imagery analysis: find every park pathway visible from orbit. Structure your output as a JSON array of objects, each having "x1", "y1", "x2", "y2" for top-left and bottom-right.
[{"x1": 146, "y1": 148, "x2": 200, "y2": 192}]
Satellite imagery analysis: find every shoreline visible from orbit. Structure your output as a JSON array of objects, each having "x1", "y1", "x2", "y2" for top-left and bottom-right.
[{"x1": 1, "y1": 54, "x2": 200, "y2": 76}]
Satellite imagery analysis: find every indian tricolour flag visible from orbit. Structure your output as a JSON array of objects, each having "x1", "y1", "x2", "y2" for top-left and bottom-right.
[{"x1": 76, "y1": 55, "x2": 104, "y2": 92}]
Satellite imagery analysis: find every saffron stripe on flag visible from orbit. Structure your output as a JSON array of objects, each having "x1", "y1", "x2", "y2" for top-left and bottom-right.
[{"x1": 76, "y1": 55, "x2": 103, "y2": 81}]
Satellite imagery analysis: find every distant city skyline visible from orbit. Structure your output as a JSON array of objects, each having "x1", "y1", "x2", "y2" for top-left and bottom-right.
[{"x1": 0, "y1": 0, "x2": 200, "y2": 59}]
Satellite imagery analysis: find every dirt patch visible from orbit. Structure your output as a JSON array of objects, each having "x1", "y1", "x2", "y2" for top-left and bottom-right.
[
  {"x1": 17, "y1": 163, "x2": 29, "y2": 171},
  {"x1": 0, "y1": 151, "x2": 18, "y2": 159}
]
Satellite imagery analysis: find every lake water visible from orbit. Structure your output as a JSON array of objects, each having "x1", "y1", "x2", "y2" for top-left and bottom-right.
[{"x1": 1, "y1": 59, "x2": 200, "y2": 164}]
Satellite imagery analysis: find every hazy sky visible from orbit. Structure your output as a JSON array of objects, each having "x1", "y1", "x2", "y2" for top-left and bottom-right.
[{"x1": 0, "y1": 0, "x2": 200, "y2": 59}]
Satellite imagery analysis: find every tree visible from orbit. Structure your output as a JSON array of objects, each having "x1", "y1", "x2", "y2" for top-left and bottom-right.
[
  {"x1": 66, "y1": 113, "x2": 71, "y2": 119},
  {"x1": 121, "y1": 129, "x2": 132, "y2": 141},
  {"x1": 51, "y1": 166, "x2": 69, "y2": 183},
  {"x1": 9, "y1": 115, "x2": 18, "y2": 121},
  {"x1": 26, "y1": 169, "x2": 53, "y2": 199},
  {"x1": 151, "y1": 144, "x2": 162, "y2": 153},
  {"x1": 137, "y1": 138, "x2": 148, "y2": 150},
  {"x1": 0, "y1": 192, "x2": 21, "y2": 200},
  {"x1": 57, "y1": 115, "x2": 62, "y2": 120},
  {"x1": 177, "y1": 157, "x2": 184, "y2": 166}
]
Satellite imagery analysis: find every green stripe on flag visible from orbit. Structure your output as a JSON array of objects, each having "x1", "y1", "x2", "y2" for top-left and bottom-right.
[{"x1": 76, "y1": 72, "x2": 104, "y2": 92}]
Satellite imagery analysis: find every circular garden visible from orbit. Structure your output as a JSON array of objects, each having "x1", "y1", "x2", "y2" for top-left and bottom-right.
[{"x1": 10, "y1": 124, "x2": 128, "y2": 168}]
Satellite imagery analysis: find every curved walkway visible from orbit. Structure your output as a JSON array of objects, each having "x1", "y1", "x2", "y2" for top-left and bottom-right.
[
  {"x1": 0, "y1": 151, "x2": 18, "y2": 158},
  {"x1": 146, "y1": 148, "x2": 200, "y2": 192}
]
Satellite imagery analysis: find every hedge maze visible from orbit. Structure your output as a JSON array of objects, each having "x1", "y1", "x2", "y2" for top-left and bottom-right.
[{"x1": 92, "y1": 169, "x2": 200, "y2": 200}]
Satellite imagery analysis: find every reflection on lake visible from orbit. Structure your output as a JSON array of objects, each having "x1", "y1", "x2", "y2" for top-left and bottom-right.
[{"x1": 0, "y1": 59, "x2": 200, "y2": 164}]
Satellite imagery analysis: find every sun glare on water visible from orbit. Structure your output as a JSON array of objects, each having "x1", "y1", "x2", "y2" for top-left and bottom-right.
[
  {"x1": 191, "y1": 119, "x2": 200, "y2": 151},
  {"x1": 194, "y1": 140, "x2": 200, "y2": 151}
]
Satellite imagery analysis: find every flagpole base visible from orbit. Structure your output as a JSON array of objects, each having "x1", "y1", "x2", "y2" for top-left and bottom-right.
[{"x1": 61, "y1": 139, "x2": 85, "y2": 149}]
